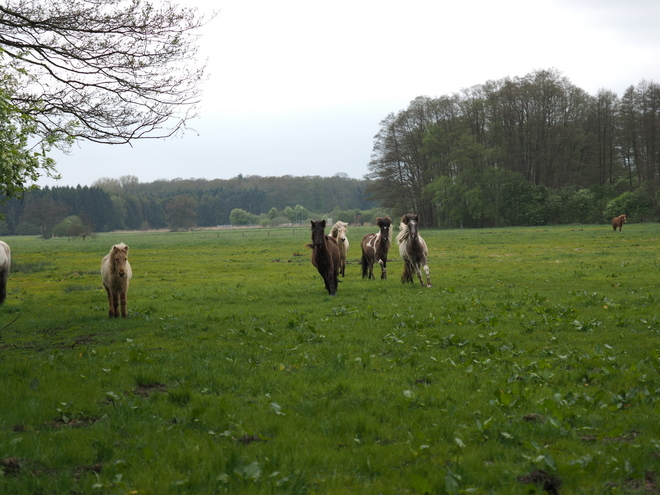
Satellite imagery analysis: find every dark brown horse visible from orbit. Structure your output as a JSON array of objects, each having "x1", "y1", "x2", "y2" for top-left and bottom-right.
[
  {"x1": 612, "y1": 214, "x2": 626, "y2": 231},
  {"x1": 396, "y1": 214, "x2": 431, "y2": 287},
  {"x1": 306, "y1": 220, "x2": 340, "y2": 296},
  {"x1": 360, "y1": 216, "x2": 392, "y2": 280}
]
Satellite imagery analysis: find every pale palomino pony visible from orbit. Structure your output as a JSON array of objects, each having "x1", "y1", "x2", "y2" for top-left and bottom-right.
[
  {"x1": 0, "y1": 241, "x2": 10, "y2": 304},
  {"x1": 101, "y1": 243, "x2": 133, "y2": 317},
  {"x1": 330, "y1": 221, "x2": 349, "y2": 277},
  {"x1": 360, "y1": 216, "x2": 392, "y2": 279},
  {"x1": 396, "y1": 214, "x2": 431, "y2": 288}
]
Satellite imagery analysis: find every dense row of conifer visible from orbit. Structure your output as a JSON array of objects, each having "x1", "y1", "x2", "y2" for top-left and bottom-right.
[{"x1": 0, "y1": 175, "x2": 377, "y2": 236}]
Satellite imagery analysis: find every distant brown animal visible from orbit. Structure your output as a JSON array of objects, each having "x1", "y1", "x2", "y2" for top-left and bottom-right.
[
  {"x1": 360, "y1": 216, "x2": 392, "y2": 280},
  {"x1": 611, "y1": 214, "x2": 627, "y2": 231},
  {"x1": 101, "y1": 243, "x2": 132, "y2": 317},
  {"x1": 307, "y1": 220, "x2": 340, "y2": 296}
]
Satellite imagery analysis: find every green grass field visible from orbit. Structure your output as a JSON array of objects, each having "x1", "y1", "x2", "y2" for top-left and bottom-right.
[{"x1": 1, "y1": 224, "x2": 660, "y2": 494}]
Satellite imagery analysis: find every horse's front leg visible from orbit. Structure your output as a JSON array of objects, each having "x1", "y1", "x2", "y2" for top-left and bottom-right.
[
  {"x1": 423, "y1": 264, "x2": 431, "y2": 288},
  {"x1": 105, "y1": 287, "x2": 117, "y2": 318},
  {"x1": 379, "y1": 259, "x2": 387, "y2": 279},
  {"x1": 119, "y1": 289, "x2": 128, "y2": 317}
]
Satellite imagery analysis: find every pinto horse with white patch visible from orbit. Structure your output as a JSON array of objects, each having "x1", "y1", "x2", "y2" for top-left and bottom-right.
[
  {"x1": 101, "y1": 243, "x2": 133, "y2": 317},
  {"x1": 397, "y1": 214, "x2": 431, "y2": 288},
  {"x1": 307, "y1": 220, "x2": 340, "y2": 296},
  {"x1": 330, "y1": 221, "x2": 349, "y2": 277},
  {"x1": 611, "y1": 214, "x2": 626, "y2": 232},
  {"x1": 0, "y1": 241, "x2": 11, "y2": 304},
  {"x1": 360, "y1": 216, "x2": 392, "y2": 280}
]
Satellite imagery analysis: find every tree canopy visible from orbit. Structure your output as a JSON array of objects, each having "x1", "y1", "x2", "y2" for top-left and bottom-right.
[
  {"x1": 367, "y1": 69, "x2": 660, "y2": 228},
  {"x1": 0, "y1": 0, "x2": 209, "y2": 198}
]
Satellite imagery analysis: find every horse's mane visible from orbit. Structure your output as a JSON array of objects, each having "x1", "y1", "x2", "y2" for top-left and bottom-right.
[
  {"x1": 396, "y1": 222, "x2": 409, "y2": 244},
  {"x1": 330, "y1": 221, "x2": 346, "y2": 238}
]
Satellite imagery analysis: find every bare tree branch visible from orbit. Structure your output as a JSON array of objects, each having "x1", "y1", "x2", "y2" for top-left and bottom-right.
[{"x1": 0, "y1": 0, "x2": 212, "y2": 145}]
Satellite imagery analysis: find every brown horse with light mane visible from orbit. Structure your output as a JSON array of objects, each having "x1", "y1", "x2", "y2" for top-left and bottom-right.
[
  {"x1": 101, "y1": 243, "x2": 133, "y2": 317},
  {"x1": 611, "y1": 214, "x2": 626, "y2": 232},
  {"x1": 307, "y1": 220, "x2": 340, "y2": 296},
  {"x1": 360, "y1": 216, "x2": 392, "y2": 280}
]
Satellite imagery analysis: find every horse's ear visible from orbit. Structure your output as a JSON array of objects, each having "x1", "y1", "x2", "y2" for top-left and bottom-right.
[
  {"x1": 124, "y1": 245, "x2": 129, "y2": 252},
  {"x1": 413, "y1": 214, "x2": 419, "y2": 222},
  {"x1": 321, "y1": 219, "x2": 326, "y2": 227},
  {"x1": 310, "y1": 220, "x2": 315, "y2": 227}
]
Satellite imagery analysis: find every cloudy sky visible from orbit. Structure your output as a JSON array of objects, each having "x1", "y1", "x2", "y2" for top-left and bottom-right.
[{"x1": 39, "y1": 0, "x2": 660, "y2": 188}]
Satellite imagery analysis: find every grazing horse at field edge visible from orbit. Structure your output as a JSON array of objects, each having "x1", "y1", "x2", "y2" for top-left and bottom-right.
[
  {"x1": 397, "y1": 214, "x2": 431, "y2": 288},
  {"x1": 612, "y1": 214, "x2": 627, "y2": 232},
  {"x1": 0, "y1": 241, "x2": 11, "y2": 304},
  {"x1": 330, "y1": 221, "x2": 349, "y2": 277},
  {"x1": 101, "y1": 243, "x2": 133, "y2": 317},
  {"x1": 307, "y1": 220, "x2": 340, "y2": 296},
  {"x1": 360, "y1": 216, "x2": 392, "y2": 280}
]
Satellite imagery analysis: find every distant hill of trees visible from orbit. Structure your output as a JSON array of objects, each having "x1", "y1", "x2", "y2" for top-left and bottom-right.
[{"x1": 0, "y1": 174, "x2": 382, "y2": 237}]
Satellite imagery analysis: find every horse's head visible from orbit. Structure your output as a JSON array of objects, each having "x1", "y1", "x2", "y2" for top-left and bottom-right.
[
  {"x1": 621, "y1": 214, "x2": 627, "y2": 223},
  {"x1": 112, "y1": 244, "x2": 130, "y2": 277},
  {"x1": 376, "y1": 216, "x2": 392, "y2": 242},
  {"x1": 335, "y1": 222, "x2": 348, "y2": 243},
  {"x1": 310, "y1": 220, "x2": 327, "y2": 248},
  {"x1": 402, "y1": 214, "x2": 420, "y2": 240}
]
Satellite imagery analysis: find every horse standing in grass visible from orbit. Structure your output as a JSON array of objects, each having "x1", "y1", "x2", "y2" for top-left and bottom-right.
[
  {"x1": 612, "y1": 214, "x2": 627, "y2": 231},
  {"x1": 0, "y1": 241, "x2": 11, "y2": 304},
  {"x1": 360, "y1": 216, "x2": 392, "y2": 280},
  {"x1": 307, "y1": 220, "x2": 340, "y2": 296},
  {"x1": 330, "y1": 221, "x2": 349, "y2": 277},
  {"x1": 101, "y1": 243, "x2": 132, "y2": 317},
  {"x1": 397, "y1": 214, "x2": 431, "y2": 288}
]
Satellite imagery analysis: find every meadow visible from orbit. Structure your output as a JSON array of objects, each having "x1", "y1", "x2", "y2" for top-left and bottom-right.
[{"x1": 1, "y1": 223, "x2": 660, "y2": 494}]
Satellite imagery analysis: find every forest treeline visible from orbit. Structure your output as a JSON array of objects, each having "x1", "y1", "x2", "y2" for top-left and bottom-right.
[
  {"x1": 0, "y1": 174, "x2": 380, "y2": 237},
  {"x1": 367, "y1": 69, "x2": 660, "y2": 227}
]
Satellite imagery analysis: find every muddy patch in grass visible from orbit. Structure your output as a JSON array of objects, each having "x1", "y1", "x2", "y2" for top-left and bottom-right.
[
  {"x1": 517, "y1": 469, "x2": 562, "y2": 495},
  {"x1": 134, "y1": 383, "x2": 167, "y2": 397}
]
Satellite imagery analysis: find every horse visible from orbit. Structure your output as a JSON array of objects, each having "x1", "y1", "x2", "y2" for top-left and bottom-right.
[
  {"x1": 101, "y1": 243, "x2": 133, "y2": 317},
  {"x1": 612, "y1": 214, "x2": 626, "y2": 231},
  {"x1": 330, "y1": 221, "x2": 349, "y2": 277},
  {"x1": 360, "y1": 216, "x2": 392, "y2": 280},
  {"x1": 0, "y1": 241, "x2": 11, "y2": 304},
  {"x1": 306, "y1": 220, "x2": 340, "y2": 296},
  {"x1": 396, "y1": 214, "x2": 431, "y2": 288}
]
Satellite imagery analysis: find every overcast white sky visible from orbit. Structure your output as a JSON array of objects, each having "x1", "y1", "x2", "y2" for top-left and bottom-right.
[{"x1": 39, "y1": 0, "x2": 660, "y2": 188}]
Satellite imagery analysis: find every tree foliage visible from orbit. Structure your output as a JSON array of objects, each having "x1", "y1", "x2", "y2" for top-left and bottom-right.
[
  {"x1": 0, "y1": 175, "x2": 378, "y2": 236},
  {"x1": 0, "y1": 0, "x2": 209, "y2": 198},
  {"x1": 367, "y1": 69, "x2": 660, "y2": 227}
]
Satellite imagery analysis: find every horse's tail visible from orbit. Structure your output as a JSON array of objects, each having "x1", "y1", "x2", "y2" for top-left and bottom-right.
[{"x1": 401, "y1": 261, "x2": 413, "y2": 284}]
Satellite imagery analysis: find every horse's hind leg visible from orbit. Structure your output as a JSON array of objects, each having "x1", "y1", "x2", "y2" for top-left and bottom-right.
[
  {"x1": 423, "y1": 264, "x2": 431, "y2": 288},
  {"x1": 0, "y1": 270, "x2": 8, "y2": 304}
]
